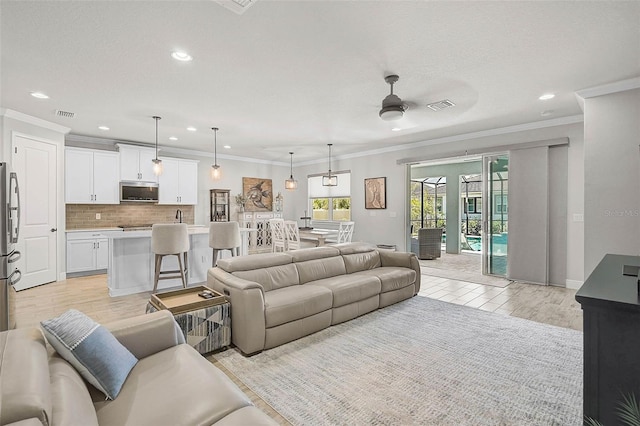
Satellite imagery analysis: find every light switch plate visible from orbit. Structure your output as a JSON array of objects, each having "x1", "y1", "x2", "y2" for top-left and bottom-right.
[{"x1": 96, "y1": 213, "x2": 101, "y2": 220}]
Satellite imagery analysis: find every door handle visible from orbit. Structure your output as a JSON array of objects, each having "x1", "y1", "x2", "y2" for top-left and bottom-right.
[{"x1": 50, "y1": 228, "x2": 57, "y2": 232}]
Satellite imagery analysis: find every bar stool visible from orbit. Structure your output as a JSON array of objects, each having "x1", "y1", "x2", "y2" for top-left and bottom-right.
[
  {"x1": 209, "y1": 221, "x2": 242, "y2": 266},
  {"x1": 151, "y1": 223, "x2": 189, "y2": 293}
]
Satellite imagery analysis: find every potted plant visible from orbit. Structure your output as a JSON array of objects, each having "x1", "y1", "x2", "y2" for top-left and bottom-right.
[{"x1": 235, "y1": 193, "x2": 246, "y2": 212}]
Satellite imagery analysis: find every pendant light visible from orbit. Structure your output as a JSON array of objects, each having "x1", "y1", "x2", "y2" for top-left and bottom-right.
[
  {"x1": 152, "y1": 116, "x2": 163, "y2": 176},
  {"x1": 322, "y1": 143, "x2": 338, "y2": 187},
  {"x1": 285, "y1": 152, "x2": 298, "y2": 190},
  {"x1": 211, "y1": 127, "x2": 222, "y2": 180}
]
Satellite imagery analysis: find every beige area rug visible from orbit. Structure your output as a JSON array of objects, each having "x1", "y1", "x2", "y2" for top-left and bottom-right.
[
  {"x1": 420, "y1": 252, "x2": 511, "y2": 287},
  {"x1": 216, "y1": 296, "x2": 582, "y2": 425}
]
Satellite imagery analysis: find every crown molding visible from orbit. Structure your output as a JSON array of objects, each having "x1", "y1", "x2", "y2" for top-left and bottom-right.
[
  {"x1": 66, "y1": 134, "x2": 289, "y2": 167},
  {"x1": 574, "y1": 77, "x2": 640, "y2": 111},
  {"x1": 0, "y1": 109, "x2": 71, "y2": 134},
  {"x1": 575, "y1": 77, "x2": 640, "y2": 100},
  {"x1": 296, "y1": 114, "x2": 584, "y2": 167}
]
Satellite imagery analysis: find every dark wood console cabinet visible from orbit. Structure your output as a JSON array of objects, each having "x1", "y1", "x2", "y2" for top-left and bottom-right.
[{"x1": 575, "y1": 254, "x2": 640, "y2": 424}]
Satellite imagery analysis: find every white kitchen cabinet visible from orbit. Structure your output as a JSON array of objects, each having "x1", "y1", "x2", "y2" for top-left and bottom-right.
[
  {"x1": 117, "y1": 144, "x2": 158, "y2": 183},
  {"x1": 66, "y1": 231, "x2": 116, "y2": 274},
  {"x1": 158, "y1": 157, "x2": 199, "y2": 205},
  {"x1": 65, "y1": 148, "x2": 119, "y2": 204}
]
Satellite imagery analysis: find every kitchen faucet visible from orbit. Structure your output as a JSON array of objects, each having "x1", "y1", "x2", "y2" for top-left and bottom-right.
[{"x1": 175, "y1": 209, "x2": 183, "y2": 223}]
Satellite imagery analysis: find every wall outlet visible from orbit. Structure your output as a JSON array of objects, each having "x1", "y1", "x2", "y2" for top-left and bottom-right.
[
  {"x1": 96, "y1": 213, "x2": 101, "y2": 220},
  {"x1": 572, "y1": 213, "x2": 584, "y2": 222}
]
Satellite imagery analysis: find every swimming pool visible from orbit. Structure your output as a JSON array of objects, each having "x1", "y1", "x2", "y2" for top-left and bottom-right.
[{"x1": 465, "y1": 234, "x2": 508, "y2": 254}]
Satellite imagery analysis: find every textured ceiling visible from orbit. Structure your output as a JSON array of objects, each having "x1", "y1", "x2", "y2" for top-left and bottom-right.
[{"x1": 1, "y1": 1, "x2": 639, "y2": 163}]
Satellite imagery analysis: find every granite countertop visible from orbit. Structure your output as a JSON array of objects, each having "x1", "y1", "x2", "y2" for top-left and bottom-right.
[
  {"x1": 66, "y1": 227, "x2": 123, "y2": 233},
  {"x1": 109, "y1": 225, "x2": 209, "y2": 239}
]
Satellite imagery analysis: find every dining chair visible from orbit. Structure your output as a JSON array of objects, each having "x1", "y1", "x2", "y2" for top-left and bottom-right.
[
  {"x1": 337, "y1": 221, "x2": 355, "y2": 243},
  {"x1": 284, "y1": 220, "x2": 301, "y2": 250},
  {"x1": 269, "y1": 218, "x2": 286, "y2": 252}
]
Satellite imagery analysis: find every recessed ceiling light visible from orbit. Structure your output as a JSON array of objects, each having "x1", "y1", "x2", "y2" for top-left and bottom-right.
[
  {"x1": 539, "y1": 93, "x2": 555, "y2": 100},
  {"x1": 171, "y1": 51, "x2": 193, "y2": 62},
  {"x1": 186, "y1": 126, "x2": 197, "y2": 132},
  {"x1": 169, "y1": 136, "x2": 178, "y2": 141},
  {"x1": 30, "y1": 91, "x2": 49, "y2": 99},
  {"x1": 223, "y1": 145, "x2": 231, "y2": 149},
  {"x1": 98, "y1": 126, "x2": 110, "y2": 131},
  {"x1": 391, "y1": 127, "x2": 402, "y2": 132}
]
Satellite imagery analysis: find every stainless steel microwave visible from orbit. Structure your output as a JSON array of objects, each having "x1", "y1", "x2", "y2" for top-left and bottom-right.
[{"x1": 120, "y1": 181, "x2": 159, "y2": 202}]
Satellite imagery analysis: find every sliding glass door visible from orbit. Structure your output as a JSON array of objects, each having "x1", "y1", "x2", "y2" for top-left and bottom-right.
[{"x1": 482, "y1": 154, "x2": 509, "y2": 276}]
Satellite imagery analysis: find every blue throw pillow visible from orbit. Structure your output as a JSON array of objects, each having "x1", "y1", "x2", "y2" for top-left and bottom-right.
[{"x1": 40, "y1": 309, "x2": 138, "y2": 400}]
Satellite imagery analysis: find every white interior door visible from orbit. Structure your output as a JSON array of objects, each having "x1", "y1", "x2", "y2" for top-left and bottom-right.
[{"x1": 12, "y1": 135, "x2": 58, "y2": 290}]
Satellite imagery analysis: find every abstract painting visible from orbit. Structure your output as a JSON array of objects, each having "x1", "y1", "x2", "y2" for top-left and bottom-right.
[
  {"x1": 364, "y1": 177, "x2": 386, "y2": 209},
  {"x1": 242, "y1": 177, "x2": 273, "y2": 212}
]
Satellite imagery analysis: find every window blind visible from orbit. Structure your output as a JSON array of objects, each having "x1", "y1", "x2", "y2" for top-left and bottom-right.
[{"x1": 308, "y1": 172, "x2": 351, "y2": 198}]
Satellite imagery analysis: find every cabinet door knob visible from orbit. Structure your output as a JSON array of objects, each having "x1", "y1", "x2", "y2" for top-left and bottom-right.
[{"x1": 50, "y1": 228, "x2": 57, "y2": 232}]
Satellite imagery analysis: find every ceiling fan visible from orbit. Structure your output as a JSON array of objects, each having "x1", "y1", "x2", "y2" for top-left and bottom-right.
[
  {"x1": 378, "y1": 74, "x2": 456, "y2": 125},
  {"x1": 379, "y1": 75, "x2": 408, "y2": 121}
]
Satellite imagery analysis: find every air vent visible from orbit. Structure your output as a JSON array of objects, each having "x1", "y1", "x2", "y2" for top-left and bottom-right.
[
  {"x1": 211, "y1": 0, "x2": 257, "y2": 15},
  {"x1": 55, "y1": 110, "x2": 75, "y2": 119},
  {"x1": 426, "y1": 99, "x2": 456, "y2": 112}
]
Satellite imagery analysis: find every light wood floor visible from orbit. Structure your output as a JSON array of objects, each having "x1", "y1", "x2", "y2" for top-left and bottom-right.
[{"x1": 14, "y1": 272, "x2": 583, "y2": 424}]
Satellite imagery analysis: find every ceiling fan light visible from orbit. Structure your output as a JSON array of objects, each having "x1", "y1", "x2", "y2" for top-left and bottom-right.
[{"x1": 379, "y1": 107, "x2": 404, "y2": 121}]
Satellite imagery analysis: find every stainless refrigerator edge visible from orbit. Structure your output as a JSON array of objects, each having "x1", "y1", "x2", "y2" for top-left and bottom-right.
[{"x1": 0, "y1": 162, "x2": 21, "y2": 331}]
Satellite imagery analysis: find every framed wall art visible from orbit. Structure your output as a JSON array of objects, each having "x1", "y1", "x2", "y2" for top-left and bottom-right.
[
  {"x1": 242, "y1": 177, "x2": 273, "y2": 212},
  {"x1": 365, "y1": 177, "x2": 386, "y2": 209}
]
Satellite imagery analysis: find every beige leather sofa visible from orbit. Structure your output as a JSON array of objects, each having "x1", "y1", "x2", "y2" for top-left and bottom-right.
[
  {"x1": 0, "y1": 310, "x2": 276, "y2": 426},
  {"x1": 207, "y1": 243, "x2": 421, "y2": 355}
]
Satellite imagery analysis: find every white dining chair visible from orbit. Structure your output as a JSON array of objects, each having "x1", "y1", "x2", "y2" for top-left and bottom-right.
[
  {"x1": 337, "y1": 221, "x2": 355, "y2": 243},
  {"x1": 269, "y1": 218, "x2": 286, "y2": 252},
  {"x1": 284, "y1": 220, "x2": 301, "y2": 251}
]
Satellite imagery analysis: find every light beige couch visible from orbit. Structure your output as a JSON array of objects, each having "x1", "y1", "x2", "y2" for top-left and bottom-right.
[
  {"x1": 0, "y1": 310, "x2": 276, "y2": 426},
  {"x1": 207, "y1": 243, "x2": 421, "y2": 355}
]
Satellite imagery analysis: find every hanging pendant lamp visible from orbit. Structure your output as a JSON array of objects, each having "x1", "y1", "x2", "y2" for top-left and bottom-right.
[
  {"x1": 152, "y1": 116, "x2": 163, "y2": 176},
  {"x1": 322, "y1": 143, "x2": 338, "y2": 187},
  {"x1": 285, "y1": 152, "x2": 298, "y2": 190},
  {"x1": 211, "y1": 127, "x2": 222, "y2": 180}
]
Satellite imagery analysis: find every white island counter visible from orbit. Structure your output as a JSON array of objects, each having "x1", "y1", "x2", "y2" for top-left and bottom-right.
[{"x1": 107, "y1": 226, "x2": 252, "y2": 297}]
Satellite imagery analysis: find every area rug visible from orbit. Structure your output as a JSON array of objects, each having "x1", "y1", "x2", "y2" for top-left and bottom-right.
[{"x1": 215, "y1": 296, "x2": 583, "y2": 425}]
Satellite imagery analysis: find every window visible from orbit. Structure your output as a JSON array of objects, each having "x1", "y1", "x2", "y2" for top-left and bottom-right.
[
  {"x1": 312, "y1": 198, "x2": 329, "y2": 220},
  {"x1": 495, "y1": 194, "x2": 508, "y2": 213},
  {"x1": 308, "y1": 172, "x2": 351, "y2": 221},
  {"x1": 463, "y1": 197, "x2": 482, "y2": 214}
]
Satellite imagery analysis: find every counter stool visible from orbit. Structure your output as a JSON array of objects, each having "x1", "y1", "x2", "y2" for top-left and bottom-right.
[
  {"x1": 209, "y1": 221, "x2": 241, "y2": 266},
  {"x1": 151, "y1": 223, "x2": 189, "y2": 293}
]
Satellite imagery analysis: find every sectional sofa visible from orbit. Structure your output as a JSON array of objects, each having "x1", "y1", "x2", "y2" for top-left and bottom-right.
[
  {"x1": 0, "y1": 310, "x2": 276, "y2": 425},
  {"x1": 207, "y1": 243, "x2": 421, "y2": 355}
]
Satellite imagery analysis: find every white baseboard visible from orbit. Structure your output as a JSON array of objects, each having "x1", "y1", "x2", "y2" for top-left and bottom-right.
[{"x1": 565, "y1": 279, "x2": 583, "y2": 290}]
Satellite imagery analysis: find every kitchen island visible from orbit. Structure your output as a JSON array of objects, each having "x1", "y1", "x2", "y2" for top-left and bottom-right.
[{"x1": 108, "y1": 226, "x2": 252, "y2": 296}]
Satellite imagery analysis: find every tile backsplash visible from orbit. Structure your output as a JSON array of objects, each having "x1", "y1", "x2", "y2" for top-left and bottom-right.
[{"x1": 66, "y1": 204, "x2": 195, "y2": 229}]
